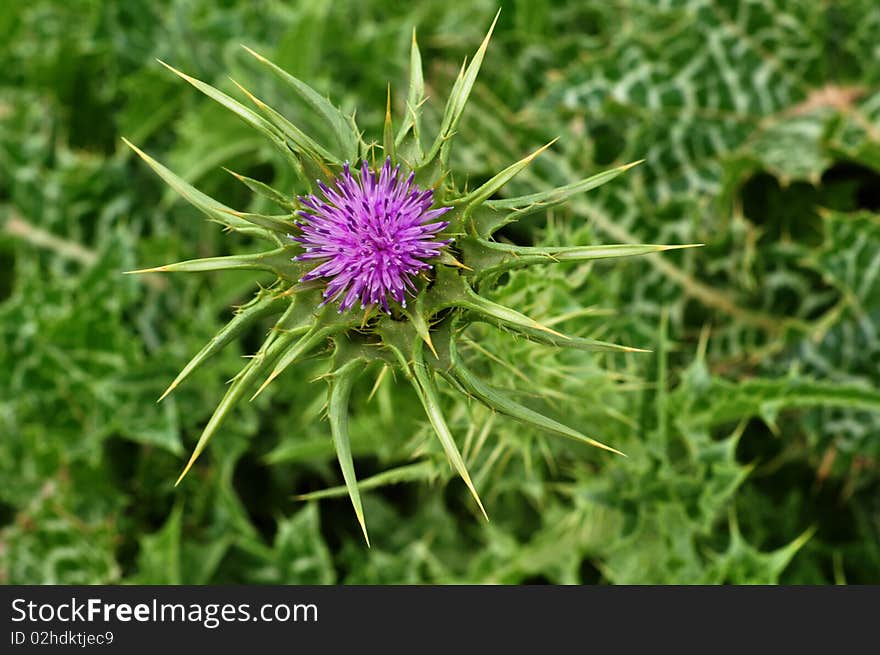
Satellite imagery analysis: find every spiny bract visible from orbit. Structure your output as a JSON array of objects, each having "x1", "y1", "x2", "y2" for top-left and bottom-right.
[{"x1": 124, "y1": 12, "x2": 695, "y2": 544}]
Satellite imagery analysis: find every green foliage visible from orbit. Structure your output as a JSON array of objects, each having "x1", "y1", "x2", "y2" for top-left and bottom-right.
[{"x1": 1, "y1": 0, "x2": 879, "y2": 585}]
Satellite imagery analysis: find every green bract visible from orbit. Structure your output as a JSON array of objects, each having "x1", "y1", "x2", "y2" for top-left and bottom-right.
[{"x1": 125, "y1": 12, "x2": 697, "y2": 543}]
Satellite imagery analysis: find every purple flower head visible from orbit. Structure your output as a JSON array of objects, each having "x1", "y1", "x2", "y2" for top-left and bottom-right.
[{"x1": 293, "y1": 157, "x2": 452, "y2": 313}]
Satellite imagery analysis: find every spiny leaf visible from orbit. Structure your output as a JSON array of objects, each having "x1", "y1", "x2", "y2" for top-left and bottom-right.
[
  {"x1": 242, "y1": 44, "x2": 359, "y2": 161},
  {"x1": 449, "y1": 342, "x2": 625, "y2": 456},
  {"x1": 460, "y1": 288, "x2": 567, "y2": 339},
  {"x1": 250, "y1": 325, "x2": 341, "y2": 400},
  {"x1": 677, "y1": 376, "x2": 880, "y2": 430},
  {"x1": 327, "y1": 360, "x2": 370, "y2": 546},
  {"x1": 383, "y1": 85, "x2": 396, "y2": 160},
  {"x1": 124, "y1": 247, "x2": 300, "y2": 279},
  {"x1": 158, "y1": 59, "x2": 277, "y2": 134},
  {"x1": 423, "y1": 9, "x2": 500, "y2": 167},
  {"x1": 486, "y1": 160, "x2": 643, "y2": 210},
  {"x1": 122, "y1": 138, "x2": 255, "y2": 232},
  {"x1": 437, "y1": 250, "x2": 472, "y2": 270},
  {"x1": 224, "y1": 167, "x2": 298, "y2": 211},
  {"x1": 474, "y1": 317, "x2": 650, "y2": 354},
  {"x1": 220, "y1": 209, "x2": 296, "y2": 235},
  {"x1": 158, "y1": 291, "x2": 285, "y2": 402},
  {"x1": 403, "y1": 297, "x2": 438, "y2": 359},
  {"x1": 395, "y1": 28, "x2": 425, "y2": 162},
  {"x1": 476, "y1": 161, "x2": 645, "y2": 235},
  {"x1": 367, "y1": 364, "x2": 389, "y2": 402},
  {"x1": 175, "y1": 318, "x2": 309, "y2": 486},
  {"x1": 154, "y1": 60, "x2": 302, "y2": 176},
  {"x1": 228, "y1": 78, "x2": 339, "y2": 170},
  {"x1": 457, "y1": 139, "x2": 557, "y2": 215},
  {"x1": 295, "y1": 460, "x2": 438, "y2": 501},
  {"x1": 410, "y1": 344, "x2": 487, "y2": 520},
  {"x1": 461, "y1": 239, "x2": 702, "y2": 277}
]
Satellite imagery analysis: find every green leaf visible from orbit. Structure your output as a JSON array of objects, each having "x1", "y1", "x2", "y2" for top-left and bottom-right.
[
  {"x1": 383, "y1": 85, "x2": 396, "y2": 161},
  {"x1": 154, "y1": 61, "x2": 303, "y2": 177},
  {"x1": 449, "y1": 342, "x2": 625, "y2": 456},
  {"x1": 676, "y1": 376, "x2": 880, "y2": 431},
  {"x1": 228, "y1": 78, "x2": 340, "y2": 169},
  {"x1": 402, "y1": 295, "x2": 438, "y2": 359},
  {"x1": 395, "y1": 28, "x2": 426, "y2": 162},
  {"x1": 122, "y1": 138, "x2": 256, "y2": 232},
  {"x1": 175, "y1": 304, "x2": 312, "y2": 485},
  {"x1": 479, "y1": 160, "x2": 643, "y2": 234},
  {"x1": 222, "y1": 210, "x2": 296, "y2": 235},
  {"x1": 157, "y1": 60, "x2": 278, "y2": 136},
  {"x1": 814, "y1": 210, "x2": 880, "y2": 307},
  {"x1": 224, "y1": 168, "x2": 299, "y2": 211},
  {"x1": 472, "y1": 317, "x2": 650, "y2": 354},
  {"x1": 263, "y1": 505, "x2": 336, "y2": 584},
  {"x1": 250, "y1": 324, "x2": 342, "y2": 400},
  {"x1": 422, "y1": 10, "x2": 500, "y2": 168},
  {"x1": 295, "y1": 460, "x2": 438, "y2": 500},
  {"x1": 125, "y1": 247, "x2": 302, "y2": 280},
  {"x1": 487, "y1": 160, "x2": 643, "y2": 210},
  {"x1": 327, "y1": 359, "x2": 370, "y2": 545},
  {"x1": 460, "y1": 238, "x2": 702, "y2": 277},
  {"x1": 459, "y1": 286, "x2": 569, "y2": 341},
  {"x1": 242, "y1": 45, "x2": 359, "y2": 162},
  {"x1": 410, "y1": 344, "x2": 487, "y2": 520},
  {"x1": 456, "y1": 140, "x2": 557, "y2": 218},
  {"x1": 133, "y1": 503, "x2": 183, "y2": 585},
  {"x1": 158, "y1": 290, "x2": 286, "y2": 402}
]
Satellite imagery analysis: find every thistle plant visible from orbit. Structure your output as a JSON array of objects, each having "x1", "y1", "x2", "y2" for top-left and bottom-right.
[{"x1": 124, "y1": 12, "x2": 695, "y2": 543}]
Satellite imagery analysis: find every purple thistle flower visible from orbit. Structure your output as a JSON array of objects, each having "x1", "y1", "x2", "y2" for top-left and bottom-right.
[{"x1": 293, "y1": 157, "x2": 452, "y2": 313}]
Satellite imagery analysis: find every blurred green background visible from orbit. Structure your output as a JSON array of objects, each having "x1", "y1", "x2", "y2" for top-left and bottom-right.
[{"x1": 2, "y1": 0, "x2": 880, "y2": 584}]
